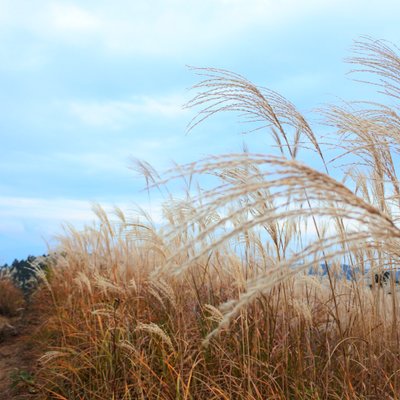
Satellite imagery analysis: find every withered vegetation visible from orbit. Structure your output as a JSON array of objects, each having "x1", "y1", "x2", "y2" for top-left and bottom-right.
[{"x1": 27, "y1": 38, "x2": 400, "y2": 399}]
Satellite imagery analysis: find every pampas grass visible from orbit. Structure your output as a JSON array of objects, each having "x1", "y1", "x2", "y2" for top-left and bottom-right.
[{"x1": 28, "y1": 38, "x2": 400, "y2": 399}]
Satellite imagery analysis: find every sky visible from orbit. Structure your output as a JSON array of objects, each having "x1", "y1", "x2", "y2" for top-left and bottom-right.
[{"x1": 1, "y1": 0, "x2": 400, "y2": 264}]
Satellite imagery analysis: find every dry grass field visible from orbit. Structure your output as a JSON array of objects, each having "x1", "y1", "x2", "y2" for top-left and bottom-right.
[{"x1": 6, "y1": 37, "x2": 400, "y2": 399}]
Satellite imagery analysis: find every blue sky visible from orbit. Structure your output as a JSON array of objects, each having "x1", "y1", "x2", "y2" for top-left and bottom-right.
[{"x1": 1, "y1": 0, "x2": 400, "y2": 264}]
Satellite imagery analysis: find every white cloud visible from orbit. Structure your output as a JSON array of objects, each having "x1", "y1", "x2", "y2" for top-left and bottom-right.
[
  {"x1": 68, "y1": 94, "x2": 186, "y2": 128},
  {"x1": 0, "y1": 195, "x2": 163, "y2": 262},
  {"x1": 66, "y1": 0, "x2": 326, "y2": 55},
  {"x1": 4, "y1": 0, "x2": 400, "y2": 58},
  {"x1": 0, "y1": 196, "x2": 164, "y2": 227},
  {"x1": 56, "y1": 135, "x2": 185, "y2": 172},
  {"x1": 49, "y1": 3, "x2": 101, "y2": 33},
  {"x1": 0, "y1": 196, "x2": 97, "y2": 222},
  {"x1": 55, "y1": 152, "x2": 131, "y2": 174}
]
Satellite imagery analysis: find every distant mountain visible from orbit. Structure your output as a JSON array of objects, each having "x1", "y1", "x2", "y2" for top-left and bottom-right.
[
  {"x1": 308, "y1": 263, "x2": 360, "y2": 280},
  {"x1": 309, "y1": 263, "x2": 400, "y2": 284}
]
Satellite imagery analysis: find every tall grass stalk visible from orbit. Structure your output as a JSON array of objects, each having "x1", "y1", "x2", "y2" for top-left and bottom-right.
[{"x1": 31, "y1": 38, "x2": 400, "y2": 399}]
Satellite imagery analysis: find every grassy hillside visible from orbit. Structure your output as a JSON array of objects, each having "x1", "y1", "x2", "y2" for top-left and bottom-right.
[{"x1": 12, "y1": 38, "x2": 400, "y2": 399}]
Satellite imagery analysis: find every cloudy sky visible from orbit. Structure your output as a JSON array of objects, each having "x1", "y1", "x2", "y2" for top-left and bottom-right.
[{"x1": 1, "y1": 0, "x2": 400, "y2": 264}]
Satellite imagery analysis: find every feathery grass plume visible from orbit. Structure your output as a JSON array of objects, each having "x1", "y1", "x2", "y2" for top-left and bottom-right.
[
  {"x1": 186, "y1": 67, "x2": 326, "y2": 166},
  {"x1": 28, "y1": 37, "x2": 400, "y2": 399},
  {"x1": 323, "y1": 37, "x2": 400, "y2": 209},
  {"x1": 38, "y1": 350, "x2": 72, "y2": 365},
  {"x1": 348, "y1": 36, "x2": 400, "y2": 100},
  {"x1": 322, "y1": 104, "x2": 400, "y2": 206},
  {"x1": 203, "y1": 304, "x2": 224, "y2": 323},
  {"x1": 135, "y1": 322, "x2": 175, "y2": 353},
  {"x1": 150, "y1": 40, "x2": 400, "y2": 348},
  {"x1": 155, "y1": 154, "x2": 399, "y2": 277},
  {"x1": 149, "y1": 277, "x2": 177, "y2": 309}
]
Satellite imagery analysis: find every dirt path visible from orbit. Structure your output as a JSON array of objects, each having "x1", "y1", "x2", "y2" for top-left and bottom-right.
[{"x1": 0, "y1": 314, "x2": 40, "y2": 399}]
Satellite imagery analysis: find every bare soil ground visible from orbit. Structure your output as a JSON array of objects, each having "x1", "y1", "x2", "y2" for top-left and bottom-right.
[{"x1": 0, "y1": 312, "x2": 41, "y2": 399}]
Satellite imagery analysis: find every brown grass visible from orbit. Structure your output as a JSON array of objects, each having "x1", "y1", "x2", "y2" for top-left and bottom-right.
[
  {"x1": 26, "y1": 37, "x2": 400, "y2": 399},
  {"x1": 0, "y1": 278, "x2": 25, "y2": 317}
]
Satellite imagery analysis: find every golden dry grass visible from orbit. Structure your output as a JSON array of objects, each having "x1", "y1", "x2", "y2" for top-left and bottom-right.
[
  {"x1": 0, "y1": 278, "x2": 25, "y2": 318},
  {"x1": 27, "y1": 37, "x2": 400, "y2": 399}
]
